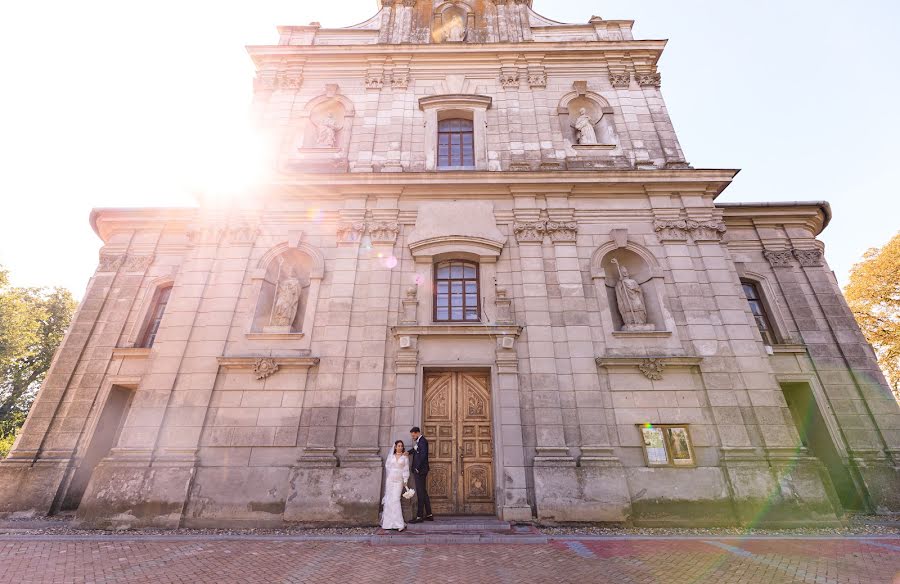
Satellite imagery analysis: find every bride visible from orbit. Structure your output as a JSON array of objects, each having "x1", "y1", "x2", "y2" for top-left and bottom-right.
[{"x1": 381, "y1": 440, "x2": 411, "y2": 531}]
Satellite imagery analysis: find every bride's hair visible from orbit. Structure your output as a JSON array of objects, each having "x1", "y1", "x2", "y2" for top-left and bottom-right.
[{"x1": 393, "y1": 440, "x2": 406, "y2": 453}]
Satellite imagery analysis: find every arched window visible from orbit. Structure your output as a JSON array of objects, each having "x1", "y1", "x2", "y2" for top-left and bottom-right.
[
  {"x1": 437, "y1": 118, "x2": 474, "y2": 168},
  {"x1": 138, "y1": 285, "x2": 172, "y2": 348},
  {"x1": 434, "y1": 260, "x2": 479, "y2": 322},
  {"x1": 741, "y1": 280, "x2": 776, "y2": 346}
]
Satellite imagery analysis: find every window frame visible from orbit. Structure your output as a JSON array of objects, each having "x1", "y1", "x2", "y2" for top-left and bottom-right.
[
  {"x1": 741, "y1": 279, "x2": 778, "y2": 346},
  {"x1": 432, "y1": 260, "x2": 481, "y2": 323},
  {"x1": 437, "y1": 118, "x2": 476, "y2": 170},
  {"x1": 637, "y1": 424, "x2": 696, "y2": 468},
  {"x1": 138, "y1": 285, "x2": 173, "y2": 348}
]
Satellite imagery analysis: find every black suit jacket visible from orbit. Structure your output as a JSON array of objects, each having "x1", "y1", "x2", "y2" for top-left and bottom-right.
[{"x1": 410, "y1": 436, "x2": 430, "y2": 475}]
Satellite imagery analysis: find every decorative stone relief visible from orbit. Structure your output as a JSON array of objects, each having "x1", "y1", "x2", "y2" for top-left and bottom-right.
[
  {"x1": 337, "y1": 221, "x2": 400, "y2": 244},
  {"x1": 793, "y1": 249, "x2": 824, "y2": 267},
  {"x1": 274, "y1": 72, "x2": 303, "y2": 90},
  {"x1": 546, "y1": 221, "x2": 578, "y2": 243},
  {"x1": 122, "y1": 255, "x2": 155, "y2": 272},
  {"x1": 400, "y1": 287, "x2": 418, "y2": 325},
  {"x1": 226, "y1": 224, "x2": 260, "y2": 245},
  {"x1": 512, "y1": 221, "x2": 547, "y2": 243},
  {"x1": 365, "y1": 74, "x2": 384, "y2": 90},
  {"x1": 98, "y1": 254, "x2": 125, "y2": 272},
  {"x1": 513, "y1": 220, "x2": 578, "y2": 243},
  {"x1": 187, "y1": 226, "x2": 225, "y2": 245},
  {"x1": 390, "y1": 74, "x2": 409, "y2": 89},
  {"x1": 495, "y1": 287, "x2": 513, "y2": 324},
  {"x1": 609, "y1": 73, "x2": 630, "y2": 88},
  {"x1": 636, "y1": 73, "x2": 662, "y2": 87},
  {"x1": 528, "y1": 72, "x2": 547, "y2": 88},
  {"x1": 500, "y1": 72, "x2": 520, "y2": 89},
  {"x1": 337, "y1": 222, "x2": 367, "y2": 243},
  {"x1": 763, "y1": 250, "x2": 795, "y2": 268},
  {"x1": 367, "y1": 221, "x2": 401, "y2": 244},
  {"x1": 253, "y1": 358, "x2": 280, "y2": 380},
  {"x1": 653, "y1": 219, "x2": 727, "y2": 243},
  {"x1": 638, "y1": 358, "x2": 666, "y2": 381}
]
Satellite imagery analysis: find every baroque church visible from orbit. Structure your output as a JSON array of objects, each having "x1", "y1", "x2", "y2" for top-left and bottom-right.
[{"x1": 1, "y1": 0, "x2": 897, "y2": 527}]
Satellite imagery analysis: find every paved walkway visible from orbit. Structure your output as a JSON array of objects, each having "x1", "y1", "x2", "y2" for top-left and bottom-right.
[{"x1": 0, "y1": 535, "x2": 898, "y2": 583}]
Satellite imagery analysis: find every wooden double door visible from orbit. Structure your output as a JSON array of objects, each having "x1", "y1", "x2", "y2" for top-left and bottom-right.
[{"x1": 423, "y1": 371, "x2": 495, "y2": 515}]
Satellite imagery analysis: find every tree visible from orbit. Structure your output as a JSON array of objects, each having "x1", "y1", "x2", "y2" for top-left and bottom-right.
[
  {"x1": 0, "y1": 266, "x2": 77, "y2": 457},
  {"x1": 845, "y1": 232, "x2": 900, "y2": 403}
]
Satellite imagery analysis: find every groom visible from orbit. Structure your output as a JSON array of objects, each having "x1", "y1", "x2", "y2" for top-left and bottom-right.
[{"x1": 407, "y1": 426, "x2": 433, "y2": 523}]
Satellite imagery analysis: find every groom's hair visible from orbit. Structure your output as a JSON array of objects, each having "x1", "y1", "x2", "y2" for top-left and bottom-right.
[{"x1": 410, "y1": 427, "x2": 421, "y2": 434}]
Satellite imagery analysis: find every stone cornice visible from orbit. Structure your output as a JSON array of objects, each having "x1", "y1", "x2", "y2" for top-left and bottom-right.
[
  {"x1": 247, "y1": 40, "x2": 668, "y2": 67},
  {"x1": 90, "y1": 208, "x2": 197, "y2": 243},
  {"x1": 718, "y1": 202, "x2": 831, "y2": 237},
  {"x1": 391, "y1": 325, "x2": 522, "y2": 338}
]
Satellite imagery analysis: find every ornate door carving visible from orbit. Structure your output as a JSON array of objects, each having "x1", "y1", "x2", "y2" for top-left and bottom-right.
[{"x1": 423, "y1": 371, "x2": 494, "y2": 515}]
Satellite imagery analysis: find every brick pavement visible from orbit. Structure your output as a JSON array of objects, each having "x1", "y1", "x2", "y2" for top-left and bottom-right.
[{"x1": 0, "y1": 537, "x2": 897, "y2": 584}]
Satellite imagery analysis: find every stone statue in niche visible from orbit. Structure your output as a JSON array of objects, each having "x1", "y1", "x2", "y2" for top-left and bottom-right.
[
  {"x1": 444, "y1": 14, "x2": 466, "y2": 42},
  {"x1": 611, "y1": 258, "x2": 654, "y2": 331},
  {"x1": 314, "y1": 112, "x2": 342, "y2": 148},
  {"x1": 571, "y1": 108, "x2": 598, "y2": 145},
  {"x1": 268, "y1": 265, "x2": 310, "y2": 331}
]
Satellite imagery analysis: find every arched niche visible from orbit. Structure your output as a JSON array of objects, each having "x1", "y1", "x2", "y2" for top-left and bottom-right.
[
  {"x1": 296, "y1": 88, "x2": 356, "y2": 153},
  {"x1": 591, "y1": 242, "x2": 669, "y2": 333},
  {"x1": 557, "y1": 90, "x2": 620, "y2": 148},
  {"x1": 249, "y1": 242, "x2": 324, "y2": 344},
  {"x1": 433, "y1": 2, "x2": 474, "y2": 43}
]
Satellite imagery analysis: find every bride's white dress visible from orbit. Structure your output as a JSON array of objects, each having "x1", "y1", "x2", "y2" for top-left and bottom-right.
[{"x1": 381, "y1": 453, "x2": 410, "y2": 530}]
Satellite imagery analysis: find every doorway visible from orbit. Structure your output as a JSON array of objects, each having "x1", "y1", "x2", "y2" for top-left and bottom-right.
[
  {"x1": 780, "y1": 381, "x2": 864, "y2": 511},
  {"x1": 61, "y1": 385, "x2": 134, "y2": 511},
  {"x1": 422, "y1": 370, "x2": 495, "y2": 515}
]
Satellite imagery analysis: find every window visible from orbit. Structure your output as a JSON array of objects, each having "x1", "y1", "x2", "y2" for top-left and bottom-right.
[
  {"x1": 437, "y1": 118, "x2": 475, "y2": 168},
  {"x1": 638, "y1": 424, "x2": 695, "y2": 467},
  {"x1": 741, "y1": 280, "x2": 776, "y2": 346},
  {"x1": 139, "y1": 286, "x2": 172, "y2": 348},
  {"x1": 434, "y1": 260, "x2": 480, "y2": 322}
]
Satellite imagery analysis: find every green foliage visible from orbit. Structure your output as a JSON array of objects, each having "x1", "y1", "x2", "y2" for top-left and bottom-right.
[
  {"x1": 0, "y1": 265, "x2": 77, "y2": 456},
  {"x1": 845, "y1": 232, "x2": 900, "y2": 403}
]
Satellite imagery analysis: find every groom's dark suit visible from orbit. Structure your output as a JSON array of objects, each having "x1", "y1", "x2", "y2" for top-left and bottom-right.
[{"x1": 409, "y1": 435, "x2": 432, "y2": 519}]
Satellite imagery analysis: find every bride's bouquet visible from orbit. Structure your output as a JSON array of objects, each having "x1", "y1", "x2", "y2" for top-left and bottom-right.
[{"x1": 402, "y1": 486, "x2": 415, "y2": 500}]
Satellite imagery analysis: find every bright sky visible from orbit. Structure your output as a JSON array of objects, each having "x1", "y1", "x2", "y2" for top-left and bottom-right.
[{"x1": 1, "y1": 0, "x2": 898, "y2": 298}]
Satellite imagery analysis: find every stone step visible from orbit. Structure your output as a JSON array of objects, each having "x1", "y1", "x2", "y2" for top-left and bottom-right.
[
  {"x1": 401, "y1": 518, "x2": 513, "y2": 533},
  {"x1": 372, "y1": 533, "x2": 549, "y2": 545}
]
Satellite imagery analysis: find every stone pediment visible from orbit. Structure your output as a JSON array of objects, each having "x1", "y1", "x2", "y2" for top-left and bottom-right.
[{"x1": 408, "y1": 201, "x2": 506, "y2": 261}]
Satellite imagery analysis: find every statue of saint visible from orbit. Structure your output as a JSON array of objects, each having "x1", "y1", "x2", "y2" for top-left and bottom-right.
[
  {"x1": 315, "y1": 112, "x2": 341, "y2": 148},
  {"x1": 270, "y1": 267, "x2": 308, "y2": 328},
  {"x1": 571, "y1": 108, "x2": 599, "y2": 145},
  {"x1": 611, "y1": 259, "x2": 653, "y2": 331},
  {"x1": 444, "y1": 15, "x2": 466, "y2": 42}
]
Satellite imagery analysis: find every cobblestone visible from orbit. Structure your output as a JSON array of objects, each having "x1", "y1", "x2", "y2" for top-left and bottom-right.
[{"x1": 0, "y1": 536, "x2": 897, "y2": 583}]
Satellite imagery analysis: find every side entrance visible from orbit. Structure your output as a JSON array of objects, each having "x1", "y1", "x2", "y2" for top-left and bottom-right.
[{"x1": 423, "y1": 370, "x2": 495, "y2": 515}]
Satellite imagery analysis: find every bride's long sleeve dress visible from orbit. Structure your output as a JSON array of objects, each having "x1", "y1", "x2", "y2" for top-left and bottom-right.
[{"x1": 381, "y1": 454, "x2": 410, "y2": 530}]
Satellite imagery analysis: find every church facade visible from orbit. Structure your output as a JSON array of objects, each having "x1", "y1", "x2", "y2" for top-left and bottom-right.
[{"x1": 1, "y1": 1, "x2": 898, "y2": 528}]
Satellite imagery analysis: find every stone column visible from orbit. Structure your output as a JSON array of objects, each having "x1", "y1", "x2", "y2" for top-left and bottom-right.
[{"x1": 511, "y1": 201, "x2": 575, "y2": 522}]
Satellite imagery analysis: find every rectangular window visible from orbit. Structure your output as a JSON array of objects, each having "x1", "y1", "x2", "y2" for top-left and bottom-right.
[
  {"x1": 437, "y1": 118, "x2": 475, "y2": 168},
  {"x1": 741, "y1": 281, "x2": 776, "y2": 346},
  {"x1": 139, "y1": 286, "x2": 172, "y2": 348},
  {"x1": 638, "y1": 424, "x2": 695, "y2": 467},
  {"x1": 434, "y1": 260, "x2": 480, "y2": 322}
]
